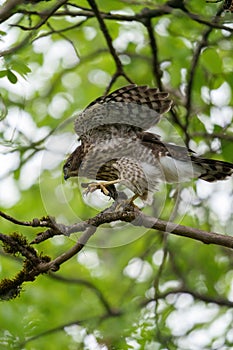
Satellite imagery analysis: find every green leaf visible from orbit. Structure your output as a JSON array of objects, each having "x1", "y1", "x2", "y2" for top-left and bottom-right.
[
  {"x1": 0, "y1": 95, "x2": 7, "y2": 121},
  {"x1": 10, "y1": 59, "x2": 31, "y2": 77},
  {"x1": 201, "y1": 48, "x2": 222, "y2": 74},
  {"x1": 0, "y1": 70, "x2": 7, "y2": 78},
  {"x1": 6, "y1": 70, "x2": 17, "y2": 84},
  {"x1": 221, "y1": 139, "x2": 233, "y2": 162}
]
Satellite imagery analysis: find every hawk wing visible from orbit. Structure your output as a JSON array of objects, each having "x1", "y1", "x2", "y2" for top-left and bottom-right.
[{"x1": 74, "y1": 85, "x2": 172, "y2": 137}]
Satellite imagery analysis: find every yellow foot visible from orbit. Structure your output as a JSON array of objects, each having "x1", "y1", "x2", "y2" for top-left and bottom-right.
[
  {"x1": 81, "y1": 182, "x2": 110, "y2": 196},
  {"x1": 115, "y1": 194, "x2": 140, "y2": 211},
  {"x1": 82, "y1": 179, "x2": 121, "y2": 197}
]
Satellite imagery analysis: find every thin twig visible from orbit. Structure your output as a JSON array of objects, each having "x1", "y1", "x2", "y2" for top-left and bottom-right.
[
  {"x1": 50, "y1": 274, "x2": 114, "y2": 314},
  {"x1": 184, "y1": 8, "x2": 224, "y2": 144},
  {"x1": 142, "y1": 287, "x2": 233, "y2": 308},
  {"x1": 143, "y1": 16, "x2": 162, "y2": 89},
  {"x1": 87, "y1": 0, "x2": 133, "y2": 92},
  {"x1": 15, "y1": 7, "x2": 233, "y2": 32}
]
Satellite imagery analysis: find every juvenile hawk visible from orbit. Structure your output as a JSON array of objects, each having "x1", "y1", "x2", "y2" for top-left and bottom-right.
[{"x1": 63, "y1": 84, "x2": 233, "y2": 204}]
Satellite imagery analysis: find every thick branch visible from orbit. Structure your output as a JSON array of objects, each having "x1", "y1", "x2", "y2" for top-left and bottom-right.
[
  {"x1": 1, "y1": 208, "x2": 233, "y2": 249},
  {"x1": 0, "y1": 0, "x2": 24, "y2": 24},
  {"x1": 53, "y1": 210, "x2": 233, "y2": 249},
  {"x1": 1, "y1": 205, "x2": 233, "y2": 300}
]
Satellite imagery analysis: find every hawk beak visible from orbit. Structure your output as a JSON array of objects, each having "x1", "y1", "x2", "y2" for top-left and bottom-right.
[{"x1": 63, "y1": 168, "x2": 70, "y2": 181}]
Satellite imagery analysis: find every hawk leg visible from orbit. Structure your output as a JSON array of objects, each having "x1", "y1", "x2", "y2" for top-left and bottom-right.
[
  {"x1": 82, "y1": 180, "x2": 121, "y2": 197},
  {"x1": 115, "y1": 194, "x2": 140, "y2": 211},
  {"x1": 105, "y1": 184, "x2": 118, "y2": 200}
]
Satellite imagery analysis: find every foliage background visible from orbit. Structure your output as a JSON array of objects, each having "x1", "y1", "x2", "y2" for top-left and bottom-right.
[{"x1": 0, "y1": 0, "x2": 233, "y2": 349}]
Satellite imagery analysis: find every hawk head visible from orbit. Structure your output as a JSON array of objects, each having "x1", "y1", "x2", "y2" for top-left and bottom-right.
[{"x1": 63, "y1": 145, "x2": 84, "y2": 180}]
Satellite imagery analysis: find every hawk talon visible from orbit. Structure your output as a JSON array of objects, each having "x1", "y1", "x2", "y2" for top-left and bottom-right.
[
  {"x1": 82, "y1": 182, "x2": 110, "y2": 196},
  {"x1": 114, "y1": 194, "x2": 140, "y2": 211},
  {"x1": 82, "y1": 180, "x2": 122, "y2": 197}
]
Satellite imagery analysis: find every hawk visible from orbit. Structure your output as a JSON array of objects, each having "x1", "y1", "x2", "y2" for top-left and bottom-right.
[{"x1": 63, "y1": 84, "x2": 233, "y2": 205}]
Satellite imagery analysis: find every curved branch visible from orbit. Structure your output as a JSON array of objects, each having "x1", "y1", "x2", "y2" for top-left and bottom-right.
[
  {"x1": 50, "y1": 274, "x2": 115, "y2": 314},
  {"x1": 1, "y1": 202, "x2": 233, "y2": 294},
  {"x1": 0, "y1": 204, "x2": 233, "y2": 300},
  {"x1": 142, "y1": 287, "x2": 233, "y2": 308},
  {"x1": 19, "y1": 311, "x2": 119, "y2": 348},
  {"x1": 1, "y1": 206, "x2": 233, "y2": 249}
]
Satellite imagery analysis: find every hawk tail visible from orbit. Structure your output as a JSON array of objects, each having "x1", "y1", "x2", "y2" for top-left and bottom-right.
[{"x1": 192, "y1": 157, "x2": 233, "y2": 182}]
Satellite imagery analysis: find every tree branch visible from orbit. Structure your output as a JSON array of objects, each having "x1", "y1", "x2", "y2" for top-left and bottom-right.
[
  {"x1": 87, "y1": 0, "x2": 133, "y2": 92},
  {"x1": 184, "y1": 7, "x2": 224, "y2": 144},
  {"x1": 142, "y1": 287, "x2": 233, "y2": 308},
  {"x1": 1, "y1": 202, "x2": 232, "y2": 300},
  {"x1": 0, "y1": 0, "x2": 24, "y2": 24},
  {"x1": 17, "y1": 6, "x2": 233, "y2": 32},
  {"x1": 1, "y1": 206, "x2": 233, "y2": 249},
  {"x1": 143, "y1": 16, "x2": 162, "y2": 89},
  {"x1": 50, "y1": 274, "x2": 115, "y2": 315}
]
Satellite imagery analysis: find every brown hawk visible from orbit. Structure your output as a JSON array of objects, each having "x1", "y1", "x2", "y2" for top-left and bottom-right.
[{"x1": 63, "y1": 84, "x2": 233, "y2": 204}]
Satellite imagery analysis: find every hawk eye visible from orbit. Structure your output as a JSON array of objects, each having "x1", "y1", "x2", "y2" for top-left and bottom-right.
[{"x1": 66, "y1": 161, "x2": 72, "y2": 168}]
